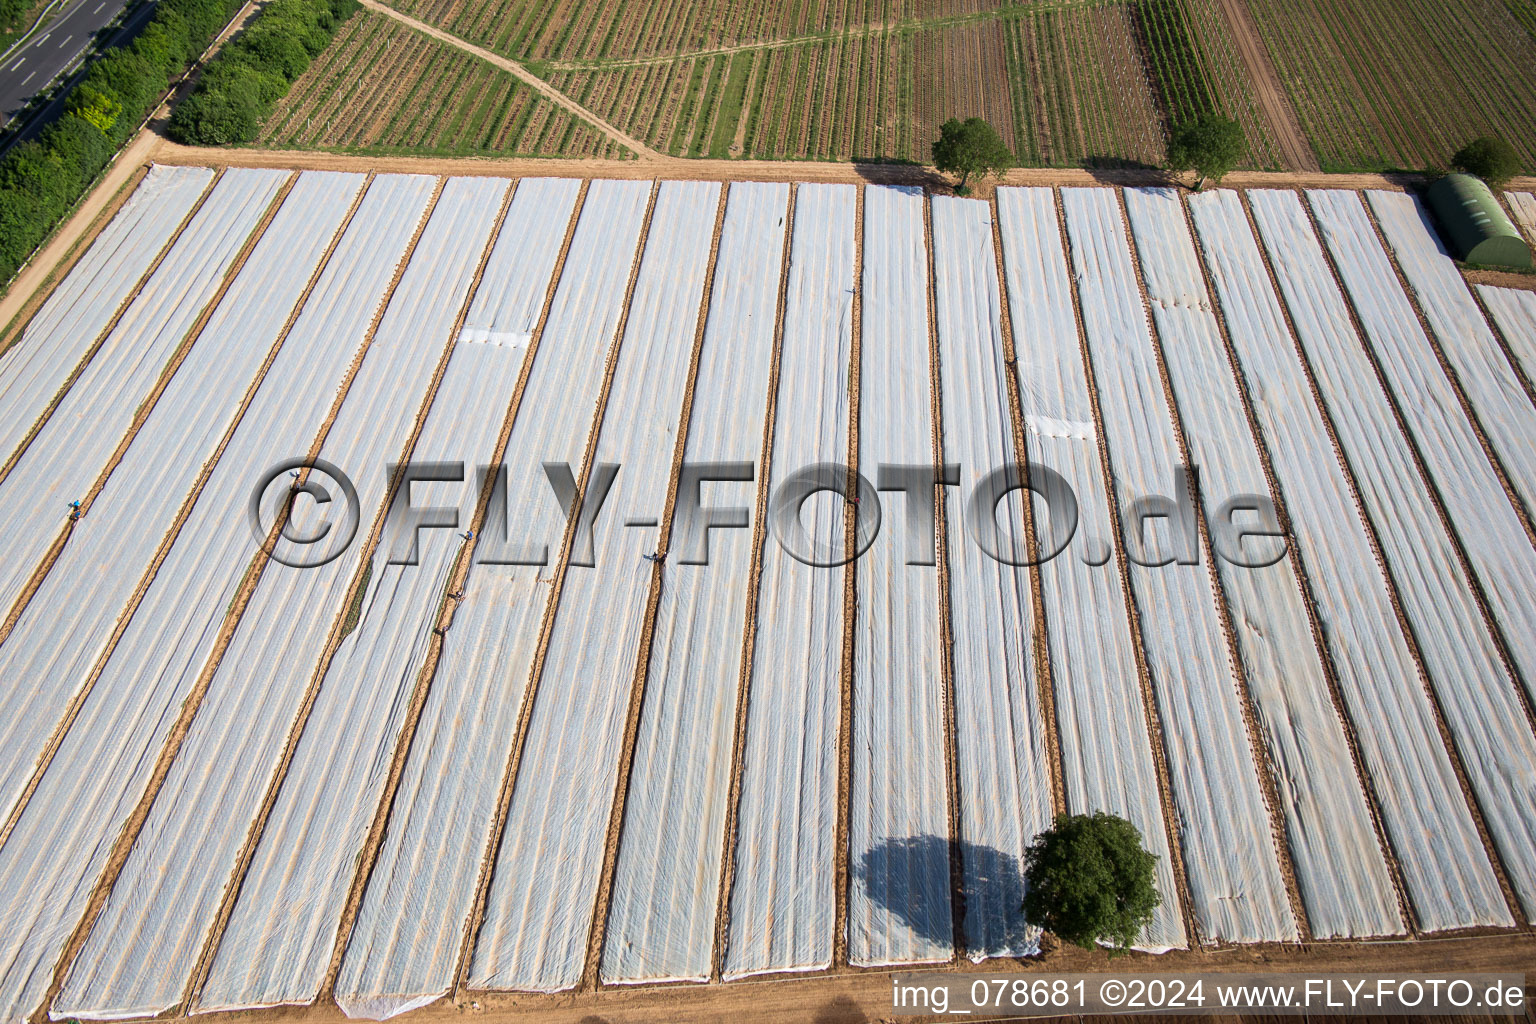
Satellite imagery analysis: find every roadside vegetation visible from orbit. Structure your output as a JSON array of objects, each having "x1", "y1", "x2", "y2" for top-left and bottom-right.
[
  {"x1": 169, "y1": 0, "x2": 356, "y2": 144},
  {"x1": 0, "y1": 0, "x2": 246, "y2": 283}
]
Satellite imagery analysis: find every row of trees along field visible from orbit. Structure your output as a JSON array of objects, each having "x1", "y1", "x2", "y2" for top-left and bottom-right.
[
  {"x1": 0, "y1": 0, "x2": 250, "y2": 282},
  {"x1": 169, "y1": 0, "x2": 356, "y2": 144}
]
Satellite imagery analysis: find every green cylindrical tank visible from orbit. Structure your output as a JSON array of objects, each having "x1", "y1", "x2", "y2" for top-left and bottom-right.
[{"x1": 1424, "y1": 173, "x2": 1532, "y2": 269}]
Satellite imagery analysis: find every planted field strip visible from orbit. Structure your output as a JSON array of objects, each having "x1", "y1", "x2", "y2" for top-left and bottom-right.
[
  {"x1": 1308, "y1": 189, "x2": 1536, "y2": 921},
  {"x1": 1063, "y1": 187, "x2": 1294, "y2": 944},
  {"x1": 933, "y1": 193, "x2": 1057, "y2": 960},
  {"x1": 51, "y1": 177, "x2": 508, "y2": 1022},
  {"x1": 1246, "y1": 0, "x2": 1536, "y2": 171},
  {"x1": 335, "y1": 180, "x2": 643, "y2": 1018},
  {"x1": 993, "y1": 187, "x2": 1183, "y2": 952},
  {"x1": 847, "y1": 185, "x2": 952, "y2": 968},
  {"x1": 0, "y1": 169, "x2": 285, "y2": 632},
  {"x1": 260, "y1": 11, "x2": 623, "y2": 158},
  {"x1": 0, "y1": 166, "x2": 212, "y2": 469},
  {"x1": 599, "y1": 182, "x2": 790, "y2": 987},
  {"x1": 467, "y1": 180, "x2": 721, "y2": 993},
  {"x1": 9, "y1": 172, "x2": 1536, "y2": 1024},
  {"x1": 1184, "y1": 188, "x2": 1405, "y2": 939},
  {"x1": 722, "y1": 183, "x2": 856, "y2": 981},
  {"x1": 1247, "y1": 189, "x2": 1510, "y2": 931},
  {"x1": 0, "y1": 173, "x2": 430, "y2": 1024},
  {"x1": 1479, "y1": 285, "x2": 1536, "y2": 388},
  {"x1": 1367, "y1": 191, "x2": 1536, "y2": 527},
  {"x1": 1129, "y1": 186, "x2": 1397, "y2": 939}
]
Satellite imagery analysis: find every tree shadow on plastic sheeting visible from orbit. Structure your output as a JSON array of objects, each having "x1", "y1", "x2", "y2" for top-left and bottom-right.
[{"x1": 856, "y1": 835, "x2": 1033, "y2": 952}]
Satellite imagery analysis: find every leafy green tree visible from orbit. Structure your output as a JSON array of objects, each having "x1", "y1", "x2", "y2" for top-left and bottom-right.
[
  {"x1": 1022, "y1": 812, "x2": 1161, "y2": 955},
  {"x1": 69, "y1": 86, "x2": 123, "y2": 135},
  {"x1": 931, "y1": 117, "x2": 1015, "y2": 194},
  {"x1": 1168, "y1": 113, "x2": 1245, "y2": 191},
  {"x1": 1453, "y1": 136, "x2": 1521, "y2": 190}
]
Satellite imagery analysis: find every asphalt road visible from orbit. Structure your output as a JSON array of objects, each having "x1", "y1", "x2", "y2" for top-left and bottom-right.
[{"x1": 0, "y1": 0, "x2": 134, "y2": 125}]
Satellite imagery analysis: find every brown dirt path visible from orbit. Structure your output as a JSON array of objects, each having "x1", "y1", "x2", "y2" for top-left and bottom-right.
[
  {"x1": 1212, "y1": 0, "x2": 1320, "y2": 173},
  {"x1": 354, "y1": 0, "x2": 659, "y2": 159}
]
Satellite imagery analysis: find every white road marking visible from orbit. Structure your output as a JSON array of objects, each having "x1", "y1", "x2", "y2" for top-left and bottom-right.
[
  {"x1": 93, "y1": 2, "x2": 103, "y2": 10},
  {"x1": 10, "y1": 57, "x2": 23, "y2": 69},
  {"x1": 21, "y1": 70, "x2": 35, "y2": 84},
  {"x1": 58, "y1": 35, "x2": 72, "y2": 46}
]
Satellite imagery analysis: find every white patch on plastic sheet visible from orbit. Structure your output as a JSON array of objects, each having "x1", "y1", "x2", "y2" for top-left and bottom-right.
[
  {"x1": 931, "y1": 194, "x2": 1052, "y2": 961},
  {"x1": 468, "y1": 180, "x2": 721, "y2": 992},
  {"x1": 721, "y1": 183, "x2": 856, "y2": 980},
  {"x1": 1248, "y1": 189, "x2": 1508, "y2": 931},
  {"x1": 53, "y1": 177, "x2": 508, "y2": 1023},
  {"x1": 335, "y1": 178, "x2": 648, "y2": 1012},
  {"x1": 600, "y1": 182, "x2": 789, "y2": 985},
  {"x1": 1064, "y1": 186, "x2": 1294, "y2": 944},
  {"x1": 845, "y1": 185, "x2": 953, "y2": 968},
  {"x1": 1478, "y1": 284, "x2": 1536, "y2": 386},
  {"x1": 1154, "y1": 187, "x2": 1403, "y2": 939},
  {"x1": 993, "y1": 187, "x2": 1184, "y2": 952},
  {"x1": 1024, "y1": 415, "x2": 1094, "y2": 440},
  {"x1": 0, "y1": 173, "x2": 427, "y2": 1024},
  {"x1": 336, "y1": 991, "x2": 442, "y2": 1021},
  {"x1": 0, "y1": 165, "x2": 213, "y2": 465},
  {"x1": 1307, "y1": 189, "x2": 1536, "y2": 924}
]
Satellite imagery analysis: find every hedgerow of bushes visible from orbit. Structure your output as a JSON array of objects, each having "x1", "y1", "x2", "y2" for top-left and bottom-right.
[
  {"x1": 168, "y1": 0, "x2": 357, "y2": 145},
  {"x1": 0, "y1": 0, "x2": 247, "y2": 283}
]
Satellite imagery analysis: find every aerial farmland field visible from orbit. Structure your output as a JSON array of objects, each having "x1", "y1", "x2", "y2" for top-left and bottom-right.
[
  {"x1": 1, "y1": 0, "x2": 1535, "y2": 1018},
  {"x1": 0, "y1": 160, "x2": 1531, "y2": 1024}
]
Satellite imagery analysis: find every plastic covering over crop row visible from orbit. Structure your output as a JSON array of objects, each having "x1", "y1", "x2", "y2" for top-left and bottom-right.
[
  {"x1": 1063, "y1": 187, "x2": 1294, "y2": 944},
  {"x1": 52, "y1": 175, "x2": 504, "y2": 1021},
  {"x1": 1306, "y1": 189, "x2": 1536, "y2": 923},
  {"x1": 469, "y1": 180, "x2": 722, "y2": 993},
  {"x1": 993, "y1": 187, "x2": 1184, "y2": 952},
  {"x1": 1184, "y1": 189, "x2": 1404, "y2": 938},
  {"x1": 600, "y1": 182, "x2": 790, "y2": 987},
  {"x1": 1479, "y1": 285, "x2": 1536, "y2": 386},
  {"x1": 0, "y1": 165, "x2": 213, "y2": 467},
  {"x1": 1248, "y1": 189, "x2": 1508, "y2": 931}
]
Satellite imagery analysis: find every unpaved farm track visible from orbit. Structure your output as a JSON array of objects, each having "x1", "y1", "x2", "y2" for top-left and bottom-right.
[{"x1": 1212, "y1": 0, "x2": 1320, "y2": 172}]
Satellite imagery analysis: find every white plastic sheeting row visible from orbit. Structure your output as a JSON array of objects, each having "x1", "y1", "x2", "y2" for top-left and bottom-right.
[
  {"x1": 53, "y1": 176, "x2": 507, "y2": 1021},
  {"x1": 0, "y1": 171, "x2": 361, "y2": 828},
  {"x1": 1307, "y1": 189, "x2": 1536, "y2": 923},
  {"x1": 1184, "y1": 189, "x2": 1404, "y2": 939},
  {"x1": 0, "y1": 172, "x2": 428, "y2": 1024},
  {"x1": 722, "y1": 183, "x2": 856, "y2": 980},
  {"x1": 847, "y1": 186, "x2": 952, "y2": 967},
  {"x1": 336, "y1": 178, "x2": 644, "y2": 1018},
  {"x1": 1505, "y1": 192, "x2": 1536, "y2": 242},
  {"x1": 1247, "y1": 189, "x2": 1507, "y2": 931},
  {"x1": 1368, "y1": 190, "x2": 1536, "y2": 525},
  {"x1": 1126, "y1": 187, "x2": 1393, "y2": 939},
  {"x1": 198, "y1": 318, "x2": 529, "y2": 1011},
  {"x1": 992, "y1": 187, "x2": 1184, "y2": 952},
  {"x1": 1479, "y1": 285, "x2": 1536, "y2": 385},
  {"x1": 1063, "y1": 187, "x2": 1294, "y2": 944},
  {"x1": 601, "y1": 182, "x2": 789, "y2": 986},
  {"x1": 930, "y1": 195, "x2": 1051, "y2": 960},
  {"x1": 469, "y1": 180, "x2": 722, "y2": 993},
  {"x1": 0, "y1": 168, "x2": 286, "y2": 623},
  {"x1": 0, "y1": 165, "x2": 212, "y2": 467}
]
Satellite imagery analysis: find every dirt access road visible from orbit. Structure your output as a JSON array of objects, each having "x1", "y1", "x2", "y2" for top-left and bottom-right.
[{"x1": 1212, "y1": 0, "x2": 1319, "y2": 172}]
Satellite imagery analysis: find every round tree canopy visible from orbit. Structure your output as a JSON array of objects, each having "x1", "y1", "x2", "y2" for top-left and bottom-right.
[{"x1": 1425, "y1": 173, "x2": 1531, "y2": 269}]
